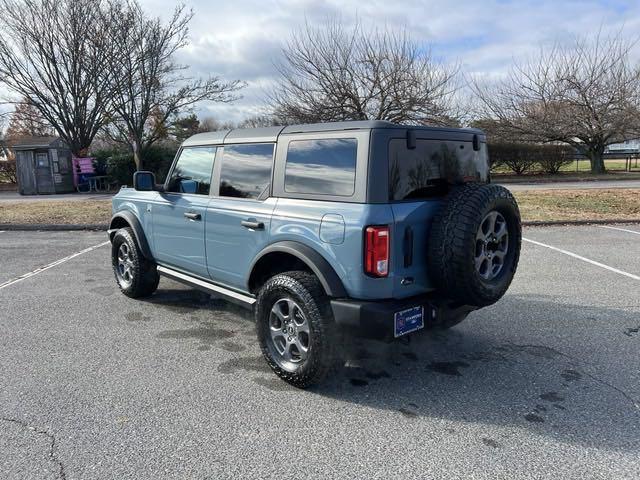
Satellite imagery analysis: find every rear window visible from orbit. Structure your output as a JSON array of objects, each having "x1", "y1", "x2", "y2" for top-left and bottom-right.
[
  {"x1": 285, "y1": 138, "x2": 357, "y2": 196},
  {"x1": 389, "y1": 139, "x2": 487, "y2": 201},
  {"x1": 219, "y1": 143, "x2": 274, "y2": 199}
]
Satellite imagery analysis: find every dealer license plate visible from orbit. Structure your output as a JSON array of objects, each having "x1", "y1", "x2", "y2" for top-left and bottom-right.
[{"x1": 394, "y1": 306, "x2": 424, "y2": 337}]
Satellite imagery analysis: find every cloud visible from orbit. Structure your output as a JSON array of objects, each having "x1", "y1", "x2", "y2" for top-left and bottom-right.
[
  {"x1": 139, "y1": 0, "x2": 640, "y2": 123},
  {"x1": 3, "y1": 0, "x2": 640, "y2": 126}
]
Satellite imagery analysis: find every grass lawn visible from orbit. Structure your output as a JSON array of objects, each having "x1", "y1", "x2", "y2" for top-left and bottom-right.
[
  {"x1": 559, "y1": 159, "x2": 638, "y2": 173},
  {"x1": 0, "y1": 190, "x2": 639, "y2": 226},
  {"x1": 492, "y1": 158, "x2": 640, "y2": 176},
  {"x1": 494, "y1": 171, "x2": 640, "y2": 183},
  {"x1": 0, "y1": 200, "x2": 111, "y2": 225},
  {"x1": 514, "y1": 189, "x2": 640, "y2": 222}
]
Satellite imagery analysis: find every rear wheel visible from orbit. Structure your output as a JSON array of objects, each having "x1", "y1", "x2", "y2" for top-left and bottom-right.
[
  {"x1": 255, "y1": 271, "x2": 338, "y2": 388},
  {"x1": 427, "y1": 183, "x2": 521, "y2": 308},
  {"x1": 111, "y1": 227, "x2": 159, "y2": 298}
]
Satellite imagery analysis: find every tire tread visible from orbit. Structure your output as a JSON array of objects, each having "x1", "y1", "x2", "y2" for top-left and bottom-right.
[
  {"x1": 255, "y1": 271, "x2": 337, "y2": 388},
  {"x1": 427, "y1": 184, "x2": 521, "y2": 307}
]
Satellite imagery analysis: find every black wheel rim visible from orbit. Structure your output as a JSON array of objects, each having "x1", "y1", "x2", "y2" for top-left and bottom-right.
[{"x1": 474, "y1": 211, "x2": 509, "y2": 281}]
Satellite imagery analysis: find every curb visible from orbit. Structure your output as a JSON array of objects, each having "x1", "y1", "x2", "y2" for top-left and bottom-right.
[
  {"x1": 522, "y1": 219, "x2": 640, "y2": 227},
  {"x1": 496, "y1": 176, "x2": 640, "y2": 185},
  {"x1": 0, "y1": 224, "x2": 108, "y2": 231}
]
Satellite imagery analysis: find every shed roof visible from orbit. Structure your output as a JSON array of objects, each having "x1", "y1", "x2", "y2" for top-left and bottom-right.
[
  {"x1": 181, "y1": 120, "x2": 484, "y2": 147},
  {"x1": 12, "y1": 136, "x2": 63, "y2": 149}
]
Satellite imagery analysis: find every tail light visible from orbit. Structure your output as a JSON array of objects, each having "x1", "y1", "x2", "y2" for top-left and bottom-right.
[{"x1": 364, "y1": 226, "x2": 389, "y2": 277}]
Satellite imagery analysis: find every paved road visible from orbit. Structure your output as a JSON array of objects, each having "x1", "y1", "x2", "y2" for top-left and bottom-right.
[
  {"x1": 1, "y1": 180, "x2": 639, "y2": 202},
  {"x1": 1, "y1": 226, "x2": 639, "y2": 479},
  {"x1": 501, "y1": 179, "x2": 640, "y2": 191},
  {"x1": 0, "y1": 192, "x2": 114, "y2": 203}
]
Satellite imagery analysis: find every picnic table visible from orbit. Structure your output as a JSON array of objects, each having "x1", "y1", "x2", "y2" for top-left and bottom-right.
[
  {"x1": 88, "y1": 175, "x2": 110, "y2": 192},
  {"x1": 77, "y1": 175, "x2": 116, "y2": 193}
]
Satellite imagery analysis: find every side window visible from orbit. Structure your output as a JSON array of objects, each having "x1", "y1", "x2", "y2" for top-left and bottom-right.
[
  {"x1": 219, "y1": 143, "x2": 274, "y2": 199},
  {"x1": 284, "y1": 138, "x2": 357, "y2": 196},
  {"x1": 167, "y1": 146, "x2": 216, "y2": 195},
  {"x1": 36, "y1": 152, "x2": 49, "y2": 168}
]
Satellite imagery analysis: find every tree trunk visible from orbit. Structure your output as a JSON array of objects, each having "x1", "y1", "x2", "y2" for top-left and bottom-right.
[
  {"x1": 132, "y1": 141, "x2": 143, "y2": 171},
  {"x1": 587, "y1": 147, "x2": 606, "y2": 174}
]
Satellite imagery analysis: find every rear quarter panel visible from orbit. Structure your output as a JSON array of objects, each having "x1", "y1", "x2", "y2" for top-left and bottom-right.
[{"x1": 270, "y1": 199, "x2": 395, "y2": 300}]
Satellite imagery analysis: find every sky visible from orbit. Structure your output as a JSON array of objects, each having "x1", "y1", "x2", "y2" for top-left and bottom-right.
[
  {"x1": 3, "y1": 0, "x2": 640, "y2": 125},
  {"x1": 136, "y1": 0, "x2": 640, "y2": 123}
]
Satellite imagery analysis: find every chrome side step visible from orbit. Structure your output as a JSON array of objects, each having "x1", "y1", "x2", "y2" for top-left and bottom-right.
[{"x1": 157, "y1": 266, "x2": 256, "y2": 307}]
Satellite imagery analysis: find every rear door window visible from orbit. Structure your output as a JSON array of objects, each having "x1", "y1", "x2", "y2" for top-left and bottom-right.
[
  {"x1": 284, "y1": 138, "x2": 357, "y2": 196},
  {"x1": 218, "y1": 143, "x2": 274, "y2": 199},
  {"x1": 167, "y1": 146, "x2": 216, "y2": 195}
]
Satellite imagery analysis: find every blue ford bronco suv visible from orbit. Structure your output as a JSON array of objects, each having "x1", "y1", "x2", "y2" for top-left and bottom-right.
[{"x1": 109, "y1": 121, "x2": 521, "y2": 387}]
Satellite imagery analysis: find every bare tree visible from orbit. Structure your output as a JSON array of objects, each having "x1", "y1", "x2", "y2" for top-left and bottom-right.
[
  {"x1": 0, "y1": 0, "x2": 115, "y2": 156},
  {"x1": 270, "y1": 20, "x2": 460, "y2": 126},
  {"x1": 106, "y1": 1, "x2": 244, "y2": 169},
  {"x1": 238, "y1": 115, "x2": 280, "y2": 129},
  {"x1": 0, "y1": 114, "x2": 10, "y2": 160},
  {"x1": 5, "y1": 98, "x2": 53, "y2": 140},
  {"x1": 472, "y1": 32, "x2": 640, "y2": 173}
]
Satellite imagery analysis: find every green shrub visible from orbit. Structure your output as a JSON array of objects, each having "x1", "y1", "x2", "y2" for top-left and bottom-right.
[
  {"x1": 536, "y1": 144, "x2": 574, "y2": 174},
  {"x1": 489, "y1": 142, "x2": 575, "y2": 175},
  {"x1": 91, "y1": 145, "x2": 178, "y2": 186},
  {"x1": 488, "y1": 143, "x2": 537, "y2": 175},
  {"x1": 142, "y1": 145, "x2": 177, "y2": 183},
  {"x1": 107, "y1": 153, "x2": 137, "y2": 187}
]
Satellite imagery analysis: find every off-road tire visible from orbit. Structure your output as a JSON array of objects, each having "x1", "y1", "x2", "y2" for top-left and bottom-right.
[
  {"x1": 427, "y1": 183, "x2": 521, "y2": 308},
  {"x1": 255, "y1": 271, "x2": 338, "y2": 388},
  {"x1": 111, "y1": 227, "x2": 159, "y2": 298}
]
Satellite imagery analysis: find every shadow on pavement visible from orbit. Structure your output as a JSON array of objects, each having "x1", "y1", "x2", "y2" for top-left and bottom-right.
[{"x1": 147, "y1": 288, "x2": 640, "y2": 452}]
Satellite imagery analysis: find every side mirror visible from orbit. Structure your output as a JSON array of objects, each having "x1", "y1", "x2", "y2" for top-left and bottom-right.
[{"x1": 133, "y1": 171, "x2": 159, "y2": 191}]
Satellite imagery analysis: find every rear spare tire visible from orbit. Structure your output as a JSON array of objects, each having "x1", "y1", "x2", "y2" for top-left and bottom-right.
[{"x1": 427, "y1": 183, "x2": 521, "y2": 307}]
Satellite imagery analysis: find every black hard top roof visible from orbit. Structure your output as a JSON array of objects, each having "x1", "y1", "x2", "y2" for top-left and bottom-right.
[{"x1": 182, "y1": 120, "x2": 483, "y2": 146}]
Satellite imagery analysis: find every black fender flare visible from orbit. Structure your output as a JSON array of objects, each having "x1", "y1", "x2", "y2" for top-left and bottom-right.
[
  {"x1": 108, "y1": 211, "x2": 153, "y2": 260},
  {"x1": 248, "y1": 241, "x2": 347, "y2": 298}
]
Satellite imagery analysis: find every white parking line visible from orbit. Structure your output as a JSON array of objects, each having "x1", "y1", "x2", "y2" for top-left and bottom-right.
[
  {"x1": 0, "y1": 241, "x2": 110, "y2": 291},
  {"x1": 523, "y1": 237, "x2": 640, "y2": 281},
  {"x1": 597, "y1": 225, "x2": 640, "y2": 236}
]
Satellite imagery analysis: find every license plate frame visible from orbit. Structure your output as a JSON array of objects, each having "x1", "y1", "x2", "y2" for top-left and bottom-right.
[{"x1": 394, "y1": 305, "x2": 425, "y2": 338}]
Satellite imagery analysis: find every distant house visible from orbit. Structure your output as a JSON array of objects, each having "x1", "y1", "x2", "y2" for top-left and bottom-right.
[
  {"x1": 606, "y1": 139, "x2": 640, "y2": 155},
  {"x1": 13, "y1": 136, "x2": 74, "y2": 194}
]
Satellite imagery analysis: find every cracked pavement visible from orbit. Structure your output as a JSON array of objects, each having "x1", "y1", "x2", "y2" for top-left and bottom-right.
[
  {"x1": 1, "y1": 225, "x2": 639, "y2": 479},
  {"x1": 1, "y1": 417, "x2": 65, "y2": 480}
]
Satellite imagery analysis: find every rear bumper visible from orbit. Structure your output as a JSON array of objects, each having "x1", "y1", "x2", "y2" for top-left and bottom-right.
[{"x1": 330, "y1": 295, "x2": 475, "y2": 340}]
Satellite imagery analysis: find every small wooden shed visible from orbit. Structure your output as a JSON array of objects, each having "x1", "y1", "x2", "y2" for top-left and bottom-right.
[{"x1": 14, "y1": 137, "x2": 74, "y2": 195}]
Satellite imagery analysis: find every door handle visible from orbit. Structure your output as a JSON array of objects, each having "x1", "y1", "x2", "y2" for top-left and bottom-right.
[
  {"x1": 241, "y1": 219, "x2": 264, "y2": 230},
  {"x1": 184, "y1": 212, "x2": 201, "y2": 221}
]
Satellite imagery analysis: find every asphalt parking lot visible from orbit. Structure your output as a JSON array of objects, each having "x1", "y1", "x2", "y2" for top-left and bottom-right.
[{"x1": 1, "y1": 225, "x2": 639, "y2": 479}]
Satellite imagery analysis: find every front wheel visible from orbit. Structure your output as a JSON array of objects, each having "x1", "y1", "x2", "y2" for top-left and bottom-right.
[
  {"x1": 111, "y1": 227, "x2": 159, "y2": 298},
  {"x1": 255, "y1": 271, "x2": 338, "y2": 388}
]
